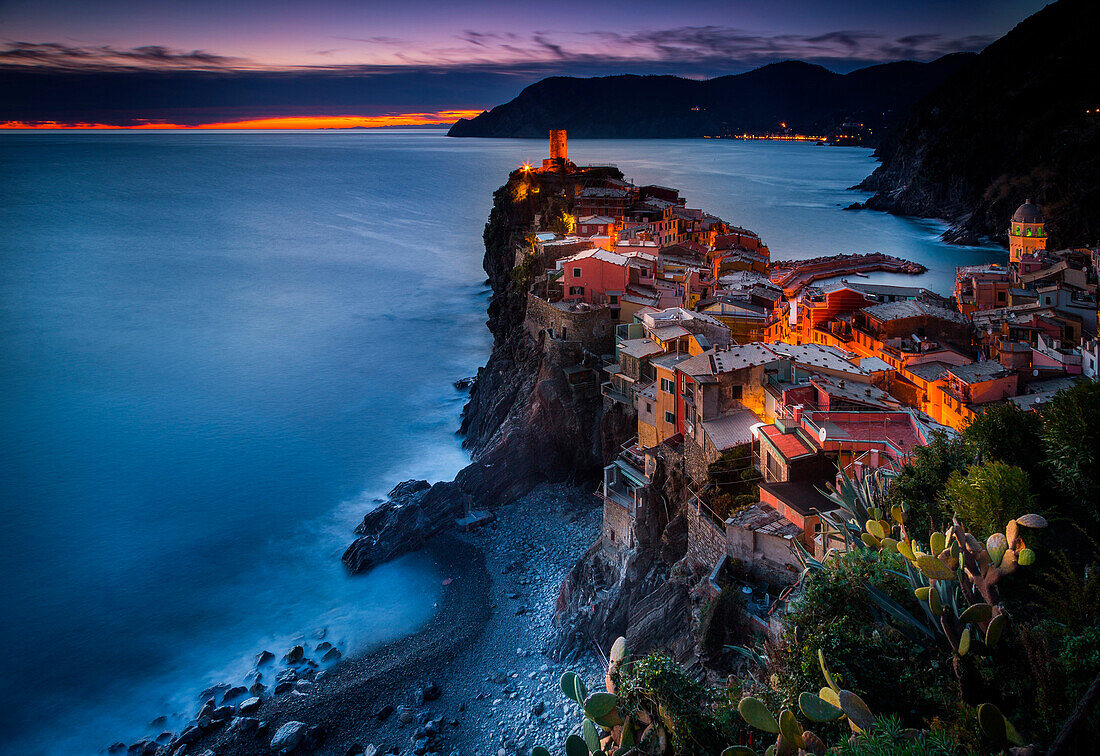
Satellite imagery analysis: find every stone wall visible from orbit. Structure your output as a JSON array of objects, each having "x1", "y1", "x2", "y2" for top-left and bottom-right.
[
  {"x1": 525, "y1": 293, "x2": 615, "y2": 353},
  {"x1": 684, "y1": 437, "x2": 710, "y2": 485},
  {"x1": 685, "y1": 501, "x2": 726, "y2": 569},
  {"x1": 603, "y1": 498, "x2": 634, "y2": 549},
  {"x1": 726, "y1": 527, "x2": 800, "y2": 585}
]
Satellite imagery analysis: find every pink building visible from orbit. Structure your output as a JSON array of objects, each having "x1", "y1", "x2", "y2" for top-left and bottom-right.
[{"x1": 557, "y1": 248, "x2": 656, "y2": 306}]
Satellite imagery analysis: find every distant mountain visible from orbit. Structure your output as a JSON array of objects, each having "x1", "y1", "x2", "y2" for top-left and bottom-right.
[
  {"x1": 858, "y1": 0, "x2": 1100, "y2": 248},
  {"x1": 446, "y1": 56, "x2": 973, "y2": 143}
]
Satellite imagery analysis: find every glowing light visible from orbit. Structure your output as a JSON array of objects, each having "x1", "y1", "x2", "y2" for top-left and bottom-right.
[
  {"x1": 0, "y1": 110, "x2": 485, "y2": 130},
  {"x1": 521, "y1": 162, "x2": 533, "y2": 172}
]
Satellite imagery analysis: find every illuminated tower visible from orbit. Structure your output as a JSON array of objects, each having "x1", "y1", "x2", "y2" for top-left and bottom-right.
[
  {"x1": 549, "y1": 130, "x2": 567, "y2": 162},
  {"x1": 1009, "y1": 199, "x2": 1046, "y2": 264}
]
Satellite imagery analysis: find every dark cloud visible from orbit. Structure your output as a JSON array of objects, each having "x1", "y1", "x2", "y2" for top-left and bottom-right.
[{"x1": 0, "y1": 41, "x2": 244, "y2": 70}]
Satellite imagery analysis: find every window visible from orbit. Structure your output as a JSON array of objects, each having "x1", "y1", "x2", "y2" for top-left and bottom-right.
[
  {"x1": 572, "y1": 267, "x2": 582, "y2": 277},
  {"x1": 569, "y1": 286, "x2": 584, "y2": 296},
  {"x1": 609, "y1": 295, "x2": 619, "y2": 305},
  {"x1": 997, "y1": 291, "x2": 1006, "y2": 302},
  {"x1": 664, "y1": 410, "x2": 676, "y2": 424},
  {"x1": 660, "y1": 378, "x2": 675, "y2": 393},
  {"x1": 645, "y1": 402, "x2": 652, "y2": 413}
]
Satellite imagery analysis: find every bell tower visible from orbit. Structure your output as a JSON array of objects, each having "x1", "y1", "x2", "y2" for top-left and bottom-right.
[{"x1": 1009, "y1": 199, "x2": 1046, "y2": 264}]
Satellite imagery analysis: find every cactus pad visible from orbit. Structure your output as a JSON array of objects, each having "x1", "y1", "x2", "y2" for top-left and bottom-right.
[
  {"x1": 738, "y1": 697, "x2": 780, "y2": 733},
  {"x1": 798, "y1": 692, "x2": 843, "y2": 722}
]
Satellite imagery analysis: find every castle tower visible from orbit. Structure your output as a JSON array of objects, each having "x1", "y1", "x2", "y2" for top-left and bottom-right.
[
  {"x1": 1009, "y1": 199, "x2": 1046, "y2": 264},
  {"x1": 549, "y1": 130, "x2": 567, "y2": 162}
]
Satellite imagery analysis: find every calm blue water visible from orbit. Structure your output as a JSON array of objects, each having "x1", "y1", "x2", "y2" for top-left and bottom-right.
[{"x1": 0, "y1": 131, "x2": 1002, "y2": 755}]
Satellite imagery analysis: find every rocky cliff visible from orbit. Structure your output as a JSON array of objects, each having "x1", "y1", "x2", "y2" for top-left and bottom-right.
[
  {"x1": 344, "y1": 170, "x2": 634, "y2": 573},
  {"x1": 858, "y1": 0, "x2": 1100, "y2": 247}
]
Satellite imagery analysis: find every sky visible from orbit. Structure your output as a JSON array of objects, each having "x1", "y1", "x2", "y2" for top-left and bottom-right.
[{"x1": 0, "y1": 0, "x2": 1051, "y2": 127}]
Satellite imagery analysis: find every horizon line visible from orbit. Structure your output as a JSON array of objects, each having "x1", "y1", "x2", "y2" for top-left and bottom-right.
[{"x1": 0, "y1": 111, "x2": 485, "y2": 130}]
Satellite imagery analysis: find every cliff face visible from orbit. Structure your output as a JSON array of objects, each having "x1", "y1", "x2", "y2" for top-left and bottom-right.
[
  {"x1": 858, "y1": 0, "x2": 1100, "y2": 247},
  {"x1": 447, "y1": 57, "x2": 971, "y2": 143},
  {"x1": 345, "y1": 170, "x2": 634, "y2": 572}
]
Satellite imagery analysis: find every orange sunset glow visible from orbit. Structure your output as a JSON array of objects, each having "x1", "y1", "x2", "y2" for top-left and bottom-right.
[{"x1": 0, "y1": 111, "x2": 485, "y2": 130}]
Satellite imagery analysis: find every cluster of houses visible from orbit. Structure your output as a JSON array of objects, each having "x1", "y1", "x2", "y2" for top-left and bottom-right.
[{"x1": 519, "y1": 135, "x2": 1099, "y2": 626}]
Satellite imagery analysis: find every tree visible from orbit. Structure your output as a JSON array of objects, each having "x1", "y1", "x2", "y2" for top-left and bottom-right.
[
  {"x1": 943, "y1": 461, "x2": 1033, "y2": 538},
  {"x1": 964, "y1": 403, "x2": 1046, "y2": 484},
  {"x1": 887, "y1": 432, "x2": 970, "y2": 539},
  {"x1": 1042, "y1": 380, "x2": 1100, "y2": 525}
]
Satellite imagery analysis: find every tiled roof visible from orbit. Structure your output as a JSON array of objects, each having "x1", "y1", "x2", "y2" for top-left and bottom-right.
[
  {"x1": 618, "y1": 338, "x2": 665, "y2": 360},
  {"x1": 945, "y1": 361, "x2": 1011, "y2": 383},
  {"x1": 760, "y1": 424, "x2": 816, "y2": 460},
  {"x1": 904, "y1": 361, "x2": 950, "y2": 382},
  {"x1": 862, "y1": 300, "x2": 967, "y2": 324},
  {"x1": 701, "y1": 406, "x2": 760, "y2": 451}
]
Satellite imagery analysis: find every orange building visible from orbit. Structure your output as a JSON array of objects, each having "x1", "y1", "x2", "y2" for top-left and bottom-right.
[{"x1": 1009, "y1": 199, "x2": 1047, "y2": 264}]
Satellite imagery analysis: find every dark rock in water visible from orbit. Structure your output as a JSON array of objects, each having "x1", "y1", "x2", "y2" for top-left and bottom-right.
[
  {"x1": 155, "y1": 731, "x2": 173, "y2": 743},
  {"x1": 342, "y1": 480, "x2": 469, "y2": 573},
  {"x1": 273, "y1": 681, "x2": 294, "y2": 695},
  {"x1": 276, "y1": 668, "x2": 298, "y2": 684},
  {"x1": 421, "y1": 681, "x2": 441, "y2": 702},
  {"x1": 374, "y1": 704, "x2": 394, "y2": 721},
  {"x1": 150, "y1": 716, "x2": 168, "y2": 727},
  {"x1": 249, "y1": 681, "x2": 266, "y2": 696},
  {"x1": 315, "y1": 641, "x2": 332, "y2": 653},
  {"x1": 311, "y1": 627, "x2": 327, "y2": 640},
  {"x1": 212, "y1": 705, "x2": 234, "y2": 720},
  {"x1": 843, "y1": 202, "x2": 863, "y2": 210},
  {"x1": 199, "y1": 683, "x2": 230, "y2": 702},
  {"x1": 229, "y1": 716, "x2": 260, "y2": 736},
  {"x1": 453, "y1": 376, "x2": 476, "y2": 390},
  {"x1": 238, "y1": 696, "x2": 262, "y2": 714},
  {"x1": 173, "y1": 726, "x2": 202, "y2": 746},
  {"x1": 282, "y1": 645, "x2": 304, "y2": 664},
  {"x1": 221, "y1": 685, "x2": 248, "y2": 703},
  {"x1": 255, "y1": 650, "x2": 275, "y2": 667},
  {"x1": 108, "y1": 743, "x2": 126, "y2": 753},
  {"x1": 197, "y1": 700, "x2": 215, "y2": 720},
  {"x1": 270, "y1": 721, "x2": 308, "y2": 753},
  {"x1": 321, "y1": 647, "x2": 342, "y2": 663}
]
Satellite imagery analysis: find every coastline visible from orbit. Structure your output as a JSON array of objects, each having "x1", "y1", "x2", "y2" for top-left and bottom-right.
[{"x1": 187, "y1": 483, "x2": 600, "y2": 755}]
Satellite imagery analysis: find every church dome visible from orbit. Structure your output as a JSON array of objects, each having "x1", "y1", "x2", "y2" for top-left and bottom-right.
[{"x1": 1012, "y1": 199, "x2": 1044, "y2": 224}]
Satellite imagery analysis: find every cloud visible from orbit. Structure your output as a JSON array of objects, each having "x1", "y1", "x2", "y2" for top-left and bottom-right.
[
  {"x1": 1, "y1": 26, "x2": 992, "y2": 77},
  {"x1": 0, "y1": 41, "x2": 246, "y2": 71}
]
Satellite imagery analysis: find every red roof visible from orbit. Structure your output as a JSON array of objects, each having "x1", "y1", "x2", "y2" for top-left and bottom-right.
[{"x1": 760, "y1": 425, "x2": 815, "y2": 460}]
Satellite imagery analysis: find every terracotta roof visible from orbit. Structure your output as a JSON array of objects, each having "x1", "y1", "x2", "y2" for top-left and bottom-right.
[
  {"x1": 759, "y1": 481, "x2": 840, "y2": 517},
  {"x1": 760, "y1": 425, "x2": 816, "y2": 460}
]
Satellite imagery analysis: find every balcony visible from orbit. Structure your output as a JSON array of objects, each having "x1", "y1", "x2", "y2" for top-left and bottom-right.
[{"x1": 601, "y1": 381, "x2": 632, "y2": 406}]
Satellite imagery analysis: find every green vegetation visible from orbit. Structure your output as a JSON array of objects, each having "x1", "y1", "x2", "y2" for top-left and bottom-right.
[{"x1": 534, "y1": 383, "x2": 1100, "y2": 755}]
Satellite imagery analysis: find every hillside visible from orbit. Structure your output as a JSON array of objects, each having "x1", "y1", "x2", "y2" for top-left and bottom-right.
[
  {"x1": 447, "y1": 56, "x2": 972, "y2": 143},
  {"x1": 858, "y1": 0, "x2": 1100, "y2": 247}
]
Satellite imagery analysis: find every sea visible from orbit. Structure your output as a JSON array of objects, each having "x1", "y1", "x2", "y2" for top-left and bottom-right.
[{"x1": 0, "y1": 130, "x2": 1003, "y2": 755}]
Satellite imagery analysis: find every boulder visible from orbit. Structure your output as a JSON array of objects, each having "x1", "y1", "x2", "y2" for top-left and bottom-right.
[
  {"x1": 221, "y1": 685, "x2": 248, "y2": 703},
  {"x1": 269, "y1": 721, "x2": 308, "y2": 753},
  {"x1": 342, "y1": 481, "x2": 468, "y2": 573},
  {"x1": 238, "y1": 696, "x2": 262, "y2": 714},
  {"x1": 421, "y1": 681, "x2": 441, "y2": 702},
  {"x1": 172, "y1": 726, "x2": 201, "y2": 746},
  {"x1": 255, "y1": 650, "x2": 275, "y2": 666},
  {"x1": 250, "y1": 681, "x2": 267, "y2": 696},
  {"x1": 273, "y1": 681, "x2": 294, "y2": 695},
  {"x1": 321, "y1": 647, "x2": 342, "y2": 663},
  {"x1": 282, "y1": 645, "x2": 304, "y2": 664}
]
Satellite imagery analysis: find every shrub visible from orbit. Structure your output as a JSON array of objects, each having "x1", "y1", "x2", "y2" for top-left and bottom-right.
[{"x1": 943, "y1": 461, "x2": 1032, "y2": 538}]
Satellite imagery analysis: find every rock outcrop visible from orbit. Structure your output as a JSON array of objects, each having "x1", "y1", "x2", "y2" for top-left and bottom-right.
[
  {"x1": 550, "y1": 451, "x2": 702, "y2": 667},
  {"x1": 343, "y1": 167, "x2": 634, "y2": 572},
  {"x1": 857, "y1": 0, "x2": 1100, "y2": 247}
]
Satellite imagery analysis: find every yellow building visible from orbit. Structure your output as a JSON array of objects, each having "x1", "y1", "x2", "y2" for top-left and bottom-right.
[{"x1": 1009, "y1": 199, "x2": 1046, "y2": 264}]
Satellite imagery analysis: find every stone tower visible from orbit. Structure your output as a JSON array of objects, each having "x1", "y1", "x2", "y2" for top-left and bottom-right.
[
  {"x1": 549, "y1": 130, "x2": 567, "y2": 162},
  {"x1": 1009, "y1": 199, "x2": 1046, "y2": 264}
]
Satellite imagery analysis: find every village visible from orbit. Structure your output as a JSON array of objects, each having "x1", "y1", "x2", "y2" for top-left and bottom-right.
[{"x1": 515, "y1": 131, "x2": 1100, "y2": 639}]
